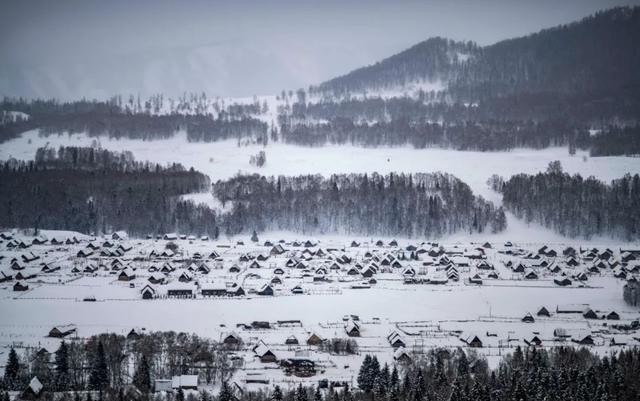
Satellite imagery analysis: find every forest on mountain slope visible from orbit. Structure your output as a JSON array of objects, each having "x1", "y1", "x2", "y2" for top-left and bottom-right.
[
  {"x1": 297, "y1": 7, "x2": 640, "y2": 153},
  {"x1": 310, "y1": 37, "x2": 477, "y2": 97},
  {"x1": 314, "y1": 7, "x2": 640, "y2": 105}
]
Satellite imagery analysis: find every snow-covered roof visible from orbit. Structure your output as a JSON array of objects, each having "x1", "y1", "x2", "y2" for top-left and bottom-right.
[
  {"x1": 28, "y1": 376, "x2": 43, "y2": 394},
  {"x1": 166, "y1": 281, "x2": 196, "y2": 290},
  {"x1": 345, "y1": 320, "x2": 360, "y2": 333},
  {"x1": 51, "y1": 324, "x2": 77, "y2": 333},
  {"x1": 253, "y1": 341, "x2": 272, "y2": 357},
  {"x1": 172, "y1": 375, "x2": 198, "y2": 389},
  {"x1": 393, "y1": 347, "x2": 410, "y2": 360},
  {"x1": 201, "y1": 281, "x2": 227, "y2": 290}
]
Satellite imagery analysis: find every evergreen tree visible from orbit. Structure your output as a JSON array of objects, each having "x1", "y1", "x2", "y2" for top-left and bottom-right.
[
  {"x1": 272, "y1": 386, "x2": 283, "y2": 401},
  {"x1": 133, "y1": 355, "x2": 151, "y2": 393},
  {"x1": 296, "y1": 384, "x2": 308, "y2": 401},
  {"x1": 511, "y1": 346, "x2": 524, "y2": 372},
  {"x1": 88, "y1": 341, "x2": 109, "y2": 390},
  {"x1": 218, "y1": 382, "x2": 234, "y2": 401},
  {"x1": 389, "y1": 383, "x2": 400, "y2": 401},
  {"x1": 456, "y1": 350, "x2": 469, "y2": 378},
  {"x1": 176, "y1": 388, "x2": 185, "y2": 401},
  {"x1": 401, "y1": 372, "x2": 412, "y2": 398},
  {"x1": 412, "y1": 370, "x2": 426, "y2": 401},
  {"x1": 357, "y1": 355, "x2": 373, "y2": 392},
  {"x1": 55, "y1": 341, "x2": 71, "y2": 391},
  {"x1": 390, "y1": 365, "x2": 399, "y2": 389},
  {"x1": 449, "y1": 378, "x2": 465, "y2": 401},
  {"x1": 370, "y1": 356, "x2": 380, "y2": 382},
  {"x1": 3, "y1": 348, "x2": 20, "y2": 390},
  {"x1": 374, "y1": 363, "x2": 390, "y2": 399},
  {"x1": 342, "y1": 383, "x2": 351, "y2": 401}
]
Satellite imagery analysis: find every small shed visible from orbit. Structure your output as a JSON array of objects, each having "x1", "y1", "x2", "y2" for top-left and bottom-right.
[
  {"x1": 345, "y1": 320, "x2": 360, "y2": 337},
  {"x1": 521, "y1": 313, "x2": 535, "y2": 323},
  {"x1": 307, "y1": 333, "x2": 323, "y2": 346},
  {"x1": 253, "y1": 341, "x2": 277, "y2": 363},
  {"x1": 537, "y1": 306, "x2": 551, "y2": 317}
]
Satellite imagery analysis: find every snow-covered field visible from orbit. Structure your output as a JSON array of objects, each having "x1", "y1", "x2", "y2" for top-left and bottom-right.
[{"x1": 1, "y1": 230, "x2": 639, "y2": 388}]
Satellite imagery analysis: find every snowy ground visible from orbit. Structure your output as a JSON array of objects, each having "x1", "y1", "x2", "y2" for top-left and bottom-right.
[{"x1": 1, "y1": 230, "x2": 639, "y2": 389}]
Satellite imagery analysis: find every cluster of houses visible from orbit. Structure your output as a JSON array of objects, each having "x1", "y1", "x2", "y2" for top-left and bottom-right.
[
  {"x1": 3, "y1": 231, "x2": 639, "y2": 302},
  {"x1": 458, "y1": 302, "x2": 633, "y2": 350},
  {"x1": 501, "y1": 244, "x2": 640, "y2": 286},
  {"x1": 221, "y1": 330, "x2": 323, "y2": 378}
]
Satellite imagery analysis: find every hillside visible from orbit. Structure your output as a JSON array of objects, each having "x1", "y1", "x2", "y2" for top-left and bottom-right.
[
  {"x1": 452, "y1": 6, "x2": 640, "y2": 101},
  {"x1": 312, "y1": 37, "x2": 477, "y2": 97},
  {"x1": 314, "y1": 7, "x2": 640, "y2": 105}
]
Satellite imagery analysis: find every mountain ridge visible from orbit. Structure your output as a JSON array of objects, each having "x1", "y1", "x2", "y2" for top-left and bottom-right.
[{"x1": 313, "y1": 6, "x2": 640, "y2": 102}]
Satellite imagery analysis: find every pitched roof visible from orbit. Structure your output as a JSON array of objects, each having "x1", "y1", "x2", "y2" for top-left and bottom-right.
[
  {"x1": 253, "y1": 341, "x2": 273, "y2": 357},
  {"x1": 28, "y1": 376, "x2": 43, "y2": 395}
]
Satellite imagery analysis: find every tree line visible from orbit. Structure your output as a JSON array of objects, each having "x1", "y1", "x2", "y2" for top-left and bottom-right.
[
  {"x1": 498, "y1": 161, "x2": 640, "y2": 239},
  {"x1": 1, "y1": 331, "x2": 234, "y2": 399},
  {"x1": 213, "y1": 172, "x2": 506, "y2": 238},
  {"x1": 3, "y1": 341, "x2": 640, "y2": 401},
  {"x1": 352, "y1": 346, "x2": 640, "y2": 401},
  {"x1": 277, "y1": 115, "x2": 591, "y2": 151},
  {"x1": 0, "y1": 97, "x2": 268, "y2": 143},
  {"x1": 1, "y1": 147, "x2": 511, "y2": 239},
  {"x1": 623, "y1": 280, "x2": 640, "y2": 307},
  {"x1": 590, "y1": 126, "x2": 640, "y2": 156},
  {"x1": 0, "y1": 147, "x2": 218, "y2": 237}
]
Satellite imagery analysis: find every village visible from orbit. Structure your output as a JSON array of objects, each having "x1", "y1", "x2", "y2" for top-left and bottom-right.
[{"x1": 1, "y1": 229, "x2": 640, "y2": 395}]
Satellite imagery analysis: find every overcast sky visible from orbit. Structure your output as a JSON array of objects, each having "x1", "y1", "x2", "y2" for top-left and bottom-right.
[{"x1": 1, "y1": 0, "x2": 639, "y2": 100}]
